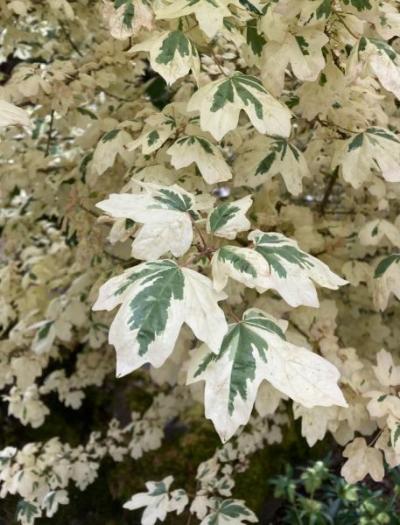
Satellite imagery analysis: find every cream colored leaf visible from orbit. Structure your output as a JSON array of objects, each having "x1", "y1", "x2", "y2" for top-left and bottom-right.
[
  {"x1": 233, "y1": 136, "x2": 309, "y2": 195},
  {"x1": 332, "y1": 127, "x2": 400, "y2": 188},
  {"x1": 167, "y1": 135, "x2": 232, "y2": 184},
  {"x1": 187, "y1": 73, "x2": 291, "y2": 141},
  {"x1": 0, "y1": 99, "x2": 30, "y2": 129},
  {"x1": 130, "y1": 31, "x2": 200, "y2": 85},
  {"x1": 92, "y1": 129, "x2": 132, "y2": 176},
  {"x1": 207, "y1": 196, "x2": 252, "y2": 240},
  {"x1": 96, "y1": 183, "x2": 197, "y2": 260},
  {"x1": 341, "y1": 438, "x2": 384, "y2": 484},
  {"x1": 188, "y1": 309, "x2": 346, "y2": 442}
]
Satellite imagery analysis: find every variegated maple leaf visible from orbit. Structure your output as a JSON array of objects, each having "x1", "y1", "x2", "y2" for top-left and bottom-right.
[
  {"x1": 130, "y1": 31, "x2": 200, "y2": 85},
  {"x1": 188, "y1": 309, "x2": 347, "y2": 442},
  {"x1": 187, "y1": 73, "x2": 291, "y2": 141},
  {"x1": 167, "y1": 135, "x2": 232, "y2": 184},
  {"x1": 206, "y1": 196, "x2": 252, "y2": 240},
  {"x1": 96, "y1": 183, "x2": 199, "y2": 260},
  {"x1": 212, "y1": 230, "x2": 347, "y2": 307},
  {"x1": 93, "y1": 260, "x2": 228, "y2": 377},
  {"x1": 332, "y1": 127, "x2": 400, "y2": 188},
  {"x1": 234, "y1": 136, "x2": 310, "y2": 195}
]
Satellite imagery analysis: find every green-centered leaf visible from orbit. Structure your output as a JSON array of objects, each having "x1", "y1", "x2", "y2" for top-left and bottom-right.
[
  {"x1": 212, "y1": 231, "x2": 347, "y2": 308},
  {"x1": 207, "y1": 196, "x2": 252, "y2": 239},
  {"x1": 200, "y1": 498, "x2": 258, "y2": 525},
  {"x1": 167, "y1": 135, "x2": 232, "y2": 184},
  {"x1": 130, "y1": 31, "x2": 200, "y2": 85},
  {"x1": 188, "y1": 72, "x2": 291, "y2": 141},
  {"x1": 96, "y1": 182, "x2": 198, "y2": 260},
  {"x1": 332, "y1": 127, "x2": 400, "y2": 188},
  {"x1": 188, "y1": 309, "x2": 347, "y2": 442},
  {"x1": 93, "y1": 260, "x2": 227, "y2": 377},
  {"x1": 234, "y1": 136, "x2": 309, "y2": 195},
  {"x1": 127, "y1": 110, "x2": 176, "y2": 154}
]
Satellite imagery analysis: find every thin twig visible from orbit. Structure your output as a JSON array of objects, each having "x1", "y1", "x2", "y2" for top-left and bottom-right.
[
  {"x1": 59, "y1": 21, "x2": 83, "y2": 57},
  {"x1": 45, "y1": 110, "x2": 55, "y2": 157},
  {"x1": 319, "y1": 167, "x2": 339, "y2": 216}
]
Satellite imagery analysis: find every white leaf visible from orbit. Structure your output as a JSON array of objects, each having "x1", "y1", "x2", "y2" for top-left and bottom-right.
[
  {"x1": 96, "y1": 183, "x2": 198, "y2": 260},
  {"x1": 341, "y1": 438, "x2": 384, "y2": 484},
  {"x1": 0, "y1": 99, "x2": 30, "y2": 128},
  {"x1": 123, "y1": 476, "x2": 173, "y2": 525}
]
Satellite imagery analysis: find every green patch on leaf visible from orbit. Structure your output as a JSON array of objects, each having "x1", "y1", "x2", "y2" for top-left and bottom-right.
[
  {"x1": 295, "y1": 36, "x2": 310, "y2": 56},
  {"x1": 209, "y1": 203, "x2": 240, "y2": 233},
  {"x1": 124, "y1": 261, "x2": 185, "y2": 356},
  {"x1": 218, "y1": 246, "x2": 257, "y2": 278},
  {"x1": 316, "y1": 0, "x2": 332, "y2": 19},
  {"x1": 343, "y1": 0, "x2": 372, "y2": 11},
  {"x1": 156, "y1": 31, "x2": 191, "y2": 65},
  {"x1": 246, "y1": 22, "x2": 266, "y2": 57},
  {"x1": 101, "y1": 129, "x2": 120, "y2": 143},
  {"x1": 147, "y1": 130, "x2": 160, "y2": 147},
  {"x1": 153, "y1": 188, "x2": 194, "y2": 213},
  {"x1": 374, "y1": 254, "x2": 400, "y2": 278},
  {"x1": 254, "y1": 233, "x2": 313, "y2": 279},
  {"x1": 37, "y1": 321, "x2": 53, "y2": 340},
  {"x1": 348, "y1": 133, "x2": 364, "y2": 151}
]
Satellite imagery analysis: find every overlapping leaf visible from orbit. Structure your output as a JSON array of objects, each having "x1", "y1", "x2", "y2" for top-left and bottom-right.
[
  {"x1": 212, "y1": 230, "x2": 347, "y2": 307},
  {"x1": 167, "y1": 135, "x2": 232, "y2": 184},
  {"x1": 206, "y1": 196, "x2": 252, "y2": 240},
  {"x1": 93, "y1": 260, "x2": 227, "y2": 377},
  {"x1": 188, "y1": 309, "x2": 347, "y2": 442},
  {"x1": 261, "y1": 22, "x2": 328, "y2": 96},
  {"x1": 155, "y1": 0, "x2": 238, "y2": 39},
  {"x1": 127, "y1": 112, "x2": 177, "y2": 154},
  {"x1": 130, "y1": 31, "x2": 200, "y2": 85},
  {"x1": 187, "y1": 73, "x2": 291, "y2": 141},
  {"x1": 96, "y1": 183, "x2": 198, "y2": 260},
  {"x1": 332, "y1": 127, "x2": 400, "y2": 188},
  {"x1": 350, "y1": 37, "x2": 400, "y2": 99}
]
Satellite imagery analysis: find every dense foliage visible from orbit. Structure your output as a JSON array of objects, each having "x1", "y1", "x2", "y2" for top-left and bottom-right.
[{"x1": 1, "y1": 0, "x2": 400, "y2": 523}]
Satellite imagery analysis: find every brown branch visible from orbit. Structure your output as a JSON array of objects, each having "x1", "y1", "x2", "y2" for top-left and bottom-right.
[
  {"x1": 59, "y1": 21, "x2": 83, "y2": 57},
  {"x1": 45, "y1": 110, "x2": 55, "y2": 157},
  {"x1": 319, "y1": 167, "x2": 339, "y2": 216}
]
